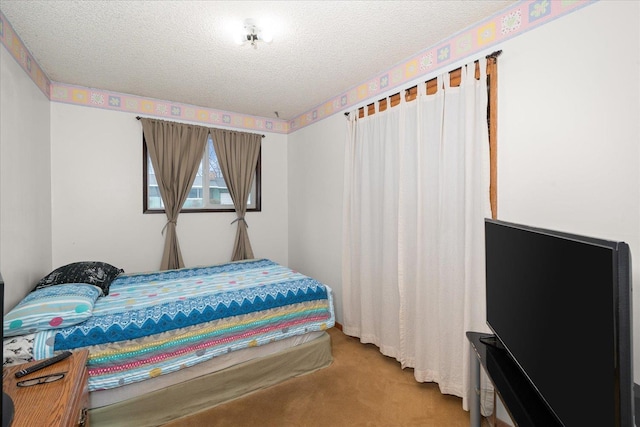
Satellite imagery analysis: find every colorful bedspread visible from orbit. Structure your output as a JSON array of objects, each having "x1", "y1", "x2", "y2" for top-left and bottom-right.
[{"x1": 32, "y1": 259, "x2": 335, "y2": 391}]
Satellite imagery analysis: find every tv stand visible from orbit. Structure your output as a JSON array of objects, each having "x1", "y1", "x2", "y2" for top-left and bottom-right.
[
  {"x1": 467, "y1": 331, "x2": 562, "y2": 427},
  {"x1": 477, "y1": 335, "x2": 502, "y2": 349}
]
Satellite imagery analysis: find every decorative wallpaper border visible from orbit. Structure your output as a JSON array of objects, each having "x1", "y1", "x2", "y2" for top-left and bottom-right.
[
  {"x1": 289, "y1": 0, "x2": 593, "y2": 131},
  {"x1": 49, "y1": 83, "x2": 290, "y2": 134},
  {"x1": 1, "y1": 0, "x2": 593, "y2": 134},
  {"x1": 0, "y1": 11, "x2": 51, "y2": 98},
  {"x1": 0, "y1": 10, "x2": 289, "y2": 134}
]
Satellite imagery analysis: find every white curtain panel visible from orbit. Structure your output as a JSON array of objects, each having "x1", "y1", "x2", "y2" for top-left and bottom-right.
[{"x1": 342, "y1": 58, "x2": 491, "y2": 410}]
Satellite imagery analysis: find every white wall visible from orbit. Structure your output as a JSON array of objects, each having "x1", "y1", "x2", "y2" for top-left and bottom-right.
[
  {"x1": 287, "y1": 0, "x2": 640, "y2": 383},
  {"x1": 497, "y1": 0, "x2": 640, "y2": 378},
  {"x1": 0, "y1": 47, "x2": 52, "y2": 312},
  {"x1": 50, "y1": 103, "x2": 288, "y2": 274},
  {"x1": 288, "y1": 113, "x2": 345, "y2": 323}
]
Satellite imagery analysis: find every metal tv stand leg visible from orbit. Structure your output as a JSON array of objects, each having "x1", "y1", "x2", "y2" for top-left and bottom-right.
[{"x1": 470, "y1": 343, "x2": 481, "y2": 427}]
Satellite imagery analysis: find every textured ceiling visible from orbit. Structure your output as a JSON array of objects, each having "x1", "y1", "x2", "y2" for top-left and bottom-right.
[{"x1": 0, "y1": 0, "x2": 516, "y2": 121}]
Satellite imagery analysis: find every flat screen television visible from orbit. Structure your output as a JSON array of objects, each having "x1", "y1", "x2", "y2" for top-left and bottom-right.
[{"x1": 484, "y1": 219, "x2": 634, "y2": 427}]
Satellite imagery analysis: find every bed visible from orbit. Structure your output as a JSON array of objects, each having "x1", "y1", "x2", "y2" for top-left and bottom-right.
[{"x1": 3, "y1": 258, "x2": 335, "y2": 426}]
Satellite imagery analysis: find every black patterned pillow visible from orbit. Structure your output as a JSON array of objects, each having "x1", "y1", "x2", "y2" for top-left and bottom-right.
[{"x1": 33, "y1": 261, "x2": 124, "y2": 296}]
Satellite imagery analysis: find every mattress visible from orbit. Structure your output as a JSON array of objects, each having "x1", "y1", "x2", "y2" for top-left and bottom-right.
[
  {"x1": 89, "y1": 331, "x2": 333, "y2": 427},
  {"x1": 20, "y1": 259, "x2": 334, "y2": 394},
  {"x1": 90, "y1": 330, "x2": 324, "y2": 408}
]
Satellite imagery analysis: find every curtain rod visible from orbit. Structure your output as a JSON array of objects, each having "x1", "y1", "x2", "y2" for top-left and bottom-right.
[
  {"x1": 136, "y1": 116, "x2": 265, "y2": 138},
  {"x1": 344, "y1": 50, "x2": 502, "y2": 118}
]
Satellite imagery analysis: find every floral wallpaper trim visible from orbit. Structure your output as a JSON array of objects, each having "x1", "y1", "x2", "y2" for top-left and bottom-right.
[
  {"x1": 1, "y1": 1, "x2": 592, "y2": 134},
  {"x1": 50, "y1": 83, "x2": 289, "y2": 134},
  {"x1": 0, "y1": 11, "x2": 288, "y2": 134},
  {"x1": 0, "y1": 11, "x2": 51, "y2": 98},
  {"x1": 288, "y1": 0, "x2": 594, "y2": 132}
]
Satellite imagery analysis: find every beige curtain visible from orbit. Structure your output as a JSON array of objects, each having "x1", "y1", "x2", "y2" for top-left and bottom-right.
[
  {"x1": 141, "y1": 118, "x2": 209, "y2": 270},
  {"x1": 209, "y1": 128, "x2": 262, "y2": 261}
]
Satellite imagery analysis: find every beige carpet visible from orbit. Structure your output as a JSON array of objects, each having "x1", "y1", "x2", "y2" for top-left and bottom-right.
[{"x1": 164, "y1": 328, "x2": 480, "y2": 427}]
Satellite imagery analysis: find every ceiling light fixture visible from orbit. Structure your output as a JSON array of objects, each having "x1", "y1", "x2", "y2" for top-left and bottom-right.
[{"x1": 234, "y1": 19, "x2": 273, "y2": 49}]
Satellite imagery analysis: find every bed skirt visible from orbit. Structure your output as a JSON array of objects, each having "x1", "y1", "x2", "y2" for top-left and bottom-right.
[{"x1": 89, "y1": 331, "x2": 333, "y2": 427}]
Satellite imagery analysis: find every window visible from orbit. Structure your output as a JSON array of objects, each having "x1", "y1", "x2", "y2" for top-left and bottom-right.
[{"x1": 143, "y1": 135, "x2": 261, "y2": 213}]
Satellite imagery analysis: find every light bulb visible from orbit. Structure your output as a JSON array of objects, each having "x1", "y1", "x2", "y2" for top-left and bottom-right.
[
  {"x1": 233, "y1": 32, "x2": 246, "y2": 45},
  {"x1": 260, "y1": 30, "x2": 273, "y2": 44}
]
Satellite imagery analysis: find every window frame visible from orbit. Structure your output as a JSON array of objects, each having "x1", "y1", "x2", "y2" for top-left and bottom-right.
[{"x1": 142, "y1": 135, "x2": 262, "y2": 214}]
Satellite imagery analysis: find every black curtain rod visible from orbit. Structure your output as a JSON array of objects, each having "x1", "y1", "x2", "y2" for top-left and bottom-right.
[
  {"x1": 344, "y1": 50, "x2": 502, "y2": 119},
  {"x1": 136, "y1": 116, "x2": 265, "y2": 138}
]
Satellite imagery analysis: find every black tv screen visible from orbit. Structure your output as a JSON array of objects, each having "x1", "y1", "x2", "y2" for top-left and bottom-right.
[{"x1": 485, "y1": 219, "x2": 633, "y2": 427}]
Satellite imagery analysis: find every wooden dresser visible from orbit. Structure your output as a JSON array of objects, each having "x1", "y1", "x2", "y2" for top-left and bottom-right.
[{"x1": 2, "y1": 350, "x2": 89, "y2": 427}]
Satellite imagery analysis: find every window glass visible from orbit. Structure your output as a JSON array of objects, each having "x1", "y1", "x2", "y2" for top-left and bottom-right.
[{"x1": 144, "y1": 136, "x2": 260, "y2": 213}]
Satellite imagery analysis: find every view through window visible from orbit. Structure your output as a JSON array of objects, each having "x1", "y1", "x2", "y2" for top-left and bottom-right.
[{"x1": 144, "y1": 136, "x2": 261, "y2": 213}]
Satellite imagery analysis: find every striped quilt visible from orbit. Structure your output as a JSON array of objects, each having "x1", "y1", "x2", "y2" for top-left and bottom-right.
[{"x1": 32, "y1": 259, "x2": 335, "y2": 391}]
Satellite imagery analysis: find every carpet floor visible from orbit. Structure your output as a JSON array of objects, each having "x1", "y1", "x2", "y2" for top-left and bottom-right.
[{"x1": 164, "y1": 328, "x2": 482, "y2": 427}]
